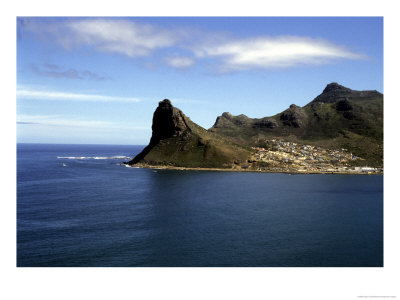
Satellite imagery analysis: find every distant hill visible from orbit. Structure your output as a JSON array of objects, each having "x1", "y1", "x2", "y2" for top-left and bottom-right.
[
  {"x1": 210, "y1": 83, "x2": 383, "y2": 167},
  {"x1": 128, "y1": 99, "x2": 251, "y2": 168}
]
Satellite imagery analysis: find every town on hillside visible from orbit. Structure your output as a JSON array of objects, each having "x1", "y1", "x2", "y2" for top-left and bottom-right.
[{"x1": 239, "y1": 139, "x2": 382, "y2": 174}]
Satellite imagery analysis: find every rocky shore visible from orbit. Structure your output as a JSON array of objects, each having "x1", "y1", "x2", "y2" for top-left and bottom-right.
[{"x1": 125, "y1": 162, "x2": 383, "y2": 175}]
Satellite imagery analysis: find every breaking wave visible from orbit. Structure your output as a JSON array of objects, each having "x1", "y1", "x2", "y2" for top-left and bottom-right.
[
  {"x1": 124, "y1": 164, "x2": 140, "y2": 168},
  {"x1": 57, "y1": 156, "x2": 131, "y2": 160}
]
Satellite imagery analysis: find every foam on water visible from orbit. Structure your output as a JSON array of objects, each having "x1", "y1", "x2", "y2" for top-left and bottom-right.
[
  {"x1": 57, "y1": 156, "x2": 131, "y2": 160},
  {"x1": 124, "y1": 164, "x2": 140, "y2": 168}
]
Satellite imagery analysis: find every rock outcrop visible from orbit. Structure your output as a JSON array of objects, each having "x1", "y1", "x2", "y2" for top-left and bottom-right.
[
  {"x1": 129, "y1": 99, "x2": 189, "y2": 164},
  {"x1": 279, "y1": 104, "x2": 308, "y2": 128},
  {"x1": 213, "y1": 112, "x2": 252, "y2": 128},
  {"x1": 252, "y1": 118, "x2": 278, "y2": 129},
  {"x1": 149, "y1": 99, "x2": 189, "y2": 143},
  {"x1": 311, "y1": 82, "x2": 381, "y2": 104},
  {"x1": 335, "y1": 99, "x2": 353, "y2": 111},
  {"x1": 129, "y1": 99, "x2": 251, "y2": 168}
]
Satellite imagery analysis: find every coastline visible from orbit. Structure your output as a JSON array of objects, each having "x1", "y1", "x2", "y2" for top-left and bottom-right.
[{"x1": 126, "y1": 163, "x2": 383, "y2": 175}]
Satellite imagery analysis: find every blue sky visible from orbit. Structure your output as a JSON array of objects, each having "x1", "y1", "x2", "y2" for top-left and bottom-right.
[{"x1": 17, "y1": 17, "x2": 383, "y2": 145}]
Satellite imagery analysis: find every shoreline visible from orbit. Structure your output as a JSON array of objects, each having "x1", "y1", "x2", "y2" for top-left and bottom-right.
[{"x1": 126, "y1": 163, "x2": 383, "y2": 175}]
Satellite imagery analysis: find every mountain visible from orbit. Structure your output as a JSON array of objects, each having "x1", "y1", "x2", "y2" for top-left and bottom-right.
[
  {"x1": 128, "y1": 99, "x2": 251, "y2": 168},
  {"x1": 210, "y1": 83, "x2": 383, "y2": 166},
  {"x1": 129, "y1": 83, "x2": 383, "y2": 170}
]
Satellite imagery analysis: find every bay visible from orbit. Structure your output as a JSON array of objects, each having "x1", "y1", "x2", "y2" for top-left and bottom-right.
[{"x1": 17, "y1": 143, "x2": 383, "y2": 267}]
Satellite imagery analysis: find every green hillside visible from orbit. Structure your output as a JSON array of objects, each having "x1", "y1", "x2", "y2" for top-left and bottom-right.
[{"x1": 210, "y1": 83, "x2": 383, "y2": 167}]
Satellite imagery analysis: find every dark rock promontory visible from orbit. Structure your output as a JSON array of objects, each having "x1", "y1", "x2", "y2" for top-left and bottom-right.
[{"x1": 128, "y1": 99, "x2": 251, "y2": 168}]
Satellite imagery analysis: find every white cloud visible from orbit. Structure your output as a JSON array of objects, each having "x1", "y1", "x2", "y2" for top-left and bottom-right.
[
  {"x1": 30, "y1": 63, "x2": 110, "y2": 81},
  {"x1": 17, "y1": 114, "x2": 112, "y2": 128},
  {"x1": 23, "y1": 18, "x2": 178, "y2": 58},
  {"x1": 194, "y1": 36, "x2": 365, "y2": 71},
  {"x1": 20, "y1": 18, "x2": 365, "y2": 72},
  {"x1": 17, "y1": 114, "x2": 148, "y2": 130},
  {"x1": 17, "y1": 89, "x2": 141, "y2": 103},
  {"x1": 165, "y1": 56, "x2": 195, "y2": 68}
]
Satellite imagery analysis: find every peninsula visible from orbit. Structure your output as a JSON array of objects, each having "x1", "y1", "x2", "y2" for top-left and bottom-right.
[{"x1": 128, "y1": 83, "x2": 383, "y2": 174}]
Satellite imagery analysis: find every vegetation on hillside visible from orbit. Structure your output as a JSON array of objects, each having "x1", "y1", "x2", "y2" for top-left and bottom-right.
[{"x1": 210, "y1": 83, "x2": 383, "y2": 167}]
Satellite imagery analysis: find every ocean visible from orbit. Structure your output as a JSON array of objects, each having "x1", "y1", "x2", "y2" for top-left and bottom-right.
[{"x1": 17, "y1": 143, "x2": 383, "y2": 267}]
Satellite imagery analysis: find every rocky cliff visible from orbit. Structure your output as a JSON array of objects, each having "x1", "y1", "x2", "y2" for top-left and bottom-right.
[
  {"x1": 129, "y1": 99, "x2": 189, "y2": 164},
  {"x1": 310, "y1": 82, "x2": 381, "y2": 104},
  {"x1": 128, "y1": 99, "x2": 251, "y2": 168}
]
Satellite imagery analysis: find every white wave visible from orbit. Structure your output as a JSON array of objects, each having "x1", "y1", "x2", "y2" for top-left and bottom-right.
[
  {"x1": 124, "y1": 164, "x2": 140, "y2": 168},
  {"x1": 57, "y1": 156, "x2": 90, "y2": 159},
  {"x1": 57, "y1": 156, "x2": 131, "y2": 160}
]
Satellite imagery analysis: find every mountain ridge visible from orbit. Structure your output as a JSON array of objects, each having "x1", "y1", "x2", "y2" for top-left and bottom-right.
[
  {"x1": 209, "y1": 82, "x2": 383, "y2": 166},
  {"x1": 129, "y1": 83, "x2": 383, "y2": 169}
]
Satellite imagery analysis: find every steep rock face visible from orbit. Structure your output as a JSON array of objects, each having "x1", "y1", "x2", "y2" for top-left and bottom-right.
[
  {"x1": 252, "y1": 117, "x2": 278, "y2": 129},
  {"x1": 279, "y1": 104, "x2": 308, "y2": 128},
  {"x1": 213, "y1": 112, "x2": 252, "y2": 128},
  {"x1": 213, "y1": 112, "x2": 279, "y2": 130},
  {"x1": 212, "y1": 112, "x2": 234, "y2": 128},
  {"x1": 129, "y1": 99, "x2": 251, "y2": 168},
  {"x1": 323, "y1": 82, "x2": 353, "y2": 94},
  {"x1": 150, "y1": 99, "x2": 189, "y2": 143},
  {"x1": 311, "y1": 82, "x2": 354, "y2": 103},
  {"x1": 129, "y1": 99, "x2": 190, "y2": 164},
  {"x1": 311, "y1": 82, "x2": 381, "y2": 104},
  {"x1": 335, "y1": 99, "x2": 355, "y2": 119},
  {"x1": 335, "y1": 99, "x2": 353, "y2": 111}
]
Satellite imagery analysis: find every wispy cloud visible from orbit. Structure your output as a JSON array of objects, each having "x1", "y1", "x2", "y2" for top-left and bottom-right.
[
  {"x1": 17, "y1": 121, "x2": 39, "y2": 125},
  {"x1": 17, "y1": 114, "x2": 112, "y2": 128},
  {"x1": 20, "y1": 18, "x2": 365, "y2": 72},
  {"x1": 17, "y1": 88, "x2": 141, "y2": 103},
  {"x1": 165, "y1": 56, "x2": 195, "y2": 68},
  {"x1": 30, "y1": 63, "x2": 110, "y2": 81},
  {"x1": 17, "y1": 114, "x2": 148, "y2": 130},
  {"x1": 22, "y1": 18, "x2": 179, "y2": 58},
  {"x1": 194, "y1": 36, "x2": 365, "y2": 71}
]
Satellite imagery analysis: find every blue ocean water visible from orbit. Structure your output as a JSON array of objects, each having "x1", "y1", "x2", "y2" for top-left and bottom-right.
[{"x1": 17, "y1": 143, "x2": 383, "y2": 267}]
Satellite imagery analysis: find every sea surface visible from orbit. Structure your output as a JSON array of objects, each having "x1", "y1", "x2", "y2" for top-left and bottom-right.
[{"x1": 17, "y1": 143, "x2": 383, "y2": 267}]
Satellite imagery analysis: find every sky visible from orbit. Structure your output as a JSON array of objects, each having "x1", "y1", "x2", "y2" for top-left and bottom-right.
[{"x1": 16, "y1": 17, "x2": 383, "y2": 145}]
